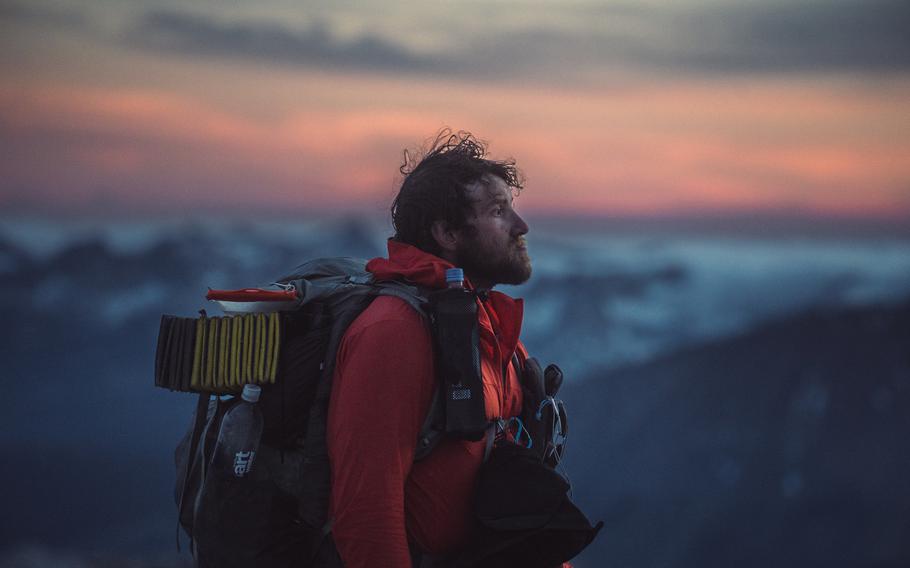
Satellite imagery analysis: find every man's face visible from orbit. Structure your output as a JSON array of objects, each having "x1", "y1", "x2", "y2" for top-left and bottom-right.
[{"x1": 454, "y1": 175, "x2": 531, "y2": 288}]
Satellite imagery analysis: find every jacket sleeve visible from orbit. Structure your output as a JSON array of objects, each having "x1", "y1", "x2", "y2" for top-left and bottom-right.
[{"x1": 327, "y1": 309, "x2": 436, "y2": 568}]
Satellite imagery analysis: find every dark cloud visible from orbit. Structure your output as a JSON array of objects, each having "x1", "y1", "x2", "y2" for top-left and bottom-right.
[
  {"x1": 0, "y1": 1, "x2": 86, "y2": 27},
  {"x1": 470, "y1": 0, "x2": 910, "y2": 76},
  {"x1": 13, "y1": 1, "x2": 907, "y2": 78},
  {"x1": 665, "y1": 0, "x2": 910, "y2": 73},
  {"x1": 129, "y1": 10, "x2": 448, "y2": 74}
]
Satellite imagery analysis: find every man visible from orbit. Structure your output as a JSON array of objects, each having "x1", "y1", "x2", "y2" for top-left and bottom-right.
[{"x1": 326, "y1": 131, "x2": 531, "y2": 567}]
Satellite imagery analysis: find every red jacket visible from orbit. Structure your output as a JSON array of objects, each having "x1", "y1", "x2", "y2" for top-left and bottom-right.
[{"x1": 327, "y1": 240, "x2": 526, "y2": 567}]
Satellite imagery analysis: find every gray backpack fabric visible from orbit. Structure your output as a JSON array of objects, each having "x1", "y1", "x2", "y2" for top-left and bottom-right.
[{"x1": 174, "y1": 257, "x2": 440, "y2": 567}]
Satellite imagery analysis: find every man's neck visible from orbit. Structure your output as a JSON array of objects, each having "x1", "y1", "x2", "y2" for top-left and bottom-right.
[
  {"x1": 468, "y1": 277, "x2": 494, "y2": 291},
  {"x1": 437, "y1": 250, "x2": 495, "y2": 290}
]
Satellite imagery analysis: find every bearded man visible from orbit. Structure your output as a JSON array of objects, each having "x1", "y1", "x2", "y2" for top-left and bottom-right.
[{"x1": 326, "y1": 131, "x2": 534, "y2": 567}]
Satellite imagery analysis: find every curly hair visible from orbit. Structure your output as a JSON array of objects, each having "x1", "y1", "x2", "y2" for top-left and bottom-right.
[{"x1": 391, "y1": 129, "x2": 523, "y2": 256}]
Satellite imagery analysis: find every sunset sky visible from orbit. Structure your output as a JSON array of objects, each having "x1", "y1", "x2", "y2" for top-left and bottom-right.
[{"x1": 1, "y1": 0, "x2": 908, "y2": 225}]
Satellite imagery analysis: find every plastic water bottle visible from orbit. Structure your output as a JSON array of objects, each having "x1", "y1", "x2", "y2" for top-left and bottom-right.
[
  {"x1": 211, "y1": 384, "x2": 264, "y2": 478},
  {"x1": 436, "y1": 267, "x2": 487, "y2": 439},
  {"x1": 446, "y1": 267, "x2": 465, "y2": 289}
]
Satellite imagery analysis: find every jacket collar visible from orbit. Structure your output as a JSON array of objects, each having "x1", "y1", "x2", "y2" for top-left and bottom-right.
[
  {"x1": 367, "y1": 240, "x2": 524, "y2": 363},
  {"x1": 367, "y1": 240, "x2": 453, "y2": 289}
]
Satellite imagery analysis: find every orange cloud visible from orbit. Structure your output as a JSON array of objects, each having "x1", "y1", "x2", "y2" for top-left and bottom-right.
[{"x1": 1, "y1": 74, "x2": 908, "y2": 220}]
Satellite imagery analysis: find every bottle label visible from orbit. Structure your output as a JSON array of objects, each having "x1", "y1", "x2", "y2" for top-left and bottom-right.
[
  {"x1": 233, "y1": 450, "x2": 256, "y2": 477},
  {"x1": 450, "y1": 385, "x2": 472, "y2": 401}
]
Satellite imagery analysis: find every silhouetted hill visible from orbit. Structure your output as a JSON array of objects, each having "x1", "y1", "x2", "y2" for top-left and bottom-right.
[{"x1": 567, "y1": 300, "x2": 910, "y2": 568}]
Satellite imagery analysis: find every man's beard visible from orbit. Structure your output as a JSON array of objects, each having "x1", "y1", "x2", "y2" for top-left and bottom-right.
[{"x1": 455, "y1": 235, "x2": 532, "y2": 288}]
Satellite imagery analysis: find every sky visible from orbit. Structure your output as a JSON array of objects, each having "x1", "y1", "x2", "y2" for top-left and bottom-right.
[{"x1": 1, "y1": 0, "x2": 908, "y2": 226}]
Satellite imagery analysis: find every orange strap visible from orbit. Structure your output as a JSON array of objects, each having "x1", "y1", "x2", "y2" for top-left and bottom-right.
[{"x1": 206, "y1": 288, "x2": 297, "y2": 302}]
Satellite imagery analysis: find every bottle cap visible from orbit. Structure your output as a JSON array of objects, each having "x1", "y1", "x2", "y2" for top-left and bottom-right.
[
  {"x1": 445, "y1": 268, "x2": 464, "y2": 284},
  {"x1": 241, "y1": 384, "x2": 262, "y2": 403}
]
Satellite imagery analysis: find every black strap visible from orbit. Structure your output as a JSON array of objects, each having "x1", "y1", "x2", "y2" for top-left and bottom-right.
[
  {"x1": 414, "y1": 385, "x2": 444, "y2": 461},
  {"x1": 175, "y1": 392, "x2": 210, "y2": 552},
  {"x1": 483, "y1": 421, "x2": 499, "y2": 463}
]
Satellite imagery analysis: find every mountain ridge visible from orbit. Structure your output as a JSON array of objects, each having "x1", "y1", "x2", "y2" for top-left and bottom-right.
[{"x1": 566, "y1": 299, "x2": 910, "y2": 567}]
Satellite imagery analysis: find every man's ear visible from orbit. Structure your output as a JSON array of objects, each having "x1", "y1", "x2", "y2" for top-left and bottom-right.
[{"x1": 430, "y1": 220, "x2": 459, "y2": 256}]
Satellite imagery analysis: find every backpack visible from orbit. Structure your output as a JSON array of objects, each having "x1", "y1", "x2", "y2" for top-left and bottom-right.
[{"x1": 157, "y1": 257, "x2": 491, "y2": 567}]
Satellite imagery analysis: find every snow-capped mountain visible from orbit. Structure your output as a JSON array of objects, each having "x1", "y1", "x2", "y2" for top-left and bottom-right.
[{"x1": 3, "y1": 216, "x2": 909, "y2": 375}]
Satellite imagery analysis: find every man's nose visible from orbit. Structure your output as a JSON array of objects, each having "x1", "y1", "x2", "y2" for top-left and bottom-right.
[{"x1": 512, "y1": 211, "x2": 529, "y2": 236}]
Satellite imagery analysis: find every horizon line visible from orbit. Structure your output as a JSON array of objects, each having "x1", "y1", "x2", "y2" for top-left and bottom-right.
[{"x1": 2, "y1": 207, "x2": 909, "y2": 239}]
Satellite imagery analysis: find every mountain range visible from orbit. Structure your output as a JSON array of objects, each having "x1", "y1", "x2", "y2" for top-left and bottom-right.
[{"x1": 0, "y1": 217, "x2": 908, "y2": 566}]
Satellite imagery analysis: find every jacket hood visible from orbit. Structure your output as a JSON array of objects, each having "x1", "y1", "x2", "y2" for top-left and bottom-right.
[{"x1": 367, "y1": 240, "x2": 454, "y2": 288}]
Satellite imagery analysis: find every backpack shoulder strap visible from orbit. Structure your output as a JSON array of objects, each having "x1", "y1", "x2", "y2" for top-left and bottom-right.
[
  {"x1": 373, "y1": 279, "x2": 428, "y2": 313},
  {"x1": 414, "y1": 385, "x2": 445, "y2": 461},
  {"x1": 415, "y1": 347, "x2": 525, "y2": 462},
  {"x1": 372, "y1": 280, "x2": 446, "y2": 461}
]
